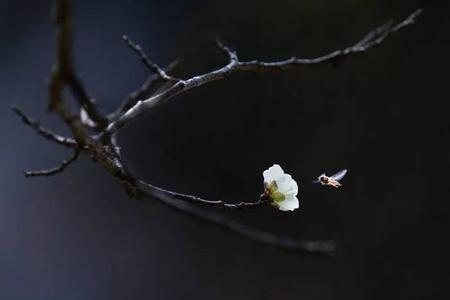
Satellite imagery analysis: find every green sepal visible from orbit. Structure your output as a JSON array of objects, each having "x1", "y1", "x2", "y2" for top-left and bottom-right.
[{"x1": 271, "y1": 191, "x2": 286, "y2": 202}]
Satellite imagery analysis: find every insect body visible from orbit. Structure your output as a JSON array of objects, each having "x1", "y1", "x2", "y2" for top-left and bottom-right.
[{"x1": 313, "y1": 169, "x2": 348, "y2": 188}]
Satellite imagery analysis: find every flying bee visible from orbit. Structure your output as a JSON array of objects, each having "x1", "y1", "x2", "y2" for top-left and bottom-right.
[{"x1": 313, "y1": 169, "x2": 348, "y2": 188}]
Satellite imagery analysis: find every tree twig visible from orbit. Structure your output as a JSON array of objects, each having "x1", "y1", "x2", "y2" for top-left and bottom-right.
[
  {"x1": 24, "y1": 148, "x2": 80, "y2": 177},
  {"x1": 105, "y1": 9, "x2": 423, "y2": 135},
  {"x1": 109, "y1": 60, "x2": 179, "y2": 121},
  {"x1": 49, "y1": 0, "x2": 107, "y2": 128},
  {"x1": 66, "y1": 73, "x2": 108, "y2": 128},
  {"x1": 11, "y1": 106, "x2": 77, "y2": 148},
  {"x1": 139, "y1": 181, "x2": 336, "y2": 255},
  {"x1": 46, "y1": 0, "x2": 139, "y2": 196},
  {"x1": 140, "y1": 180, "x2": 271, "y2": 210},
  {"x1": 123, "y1": 35, "x2": 179, "y2": 83},
  {"x1": 14, "y1": 0, "x2": 423, "y2": 255}
]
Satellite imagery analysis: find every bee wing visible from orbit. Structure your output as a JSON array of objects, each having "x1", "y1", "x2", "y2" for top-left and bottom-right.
[
  {"x1": 330, "y1": 169, "x2": 348, "y2": 181},
  {"x1": 312, "y1": 179, "x2": 320, "y2": 184}
]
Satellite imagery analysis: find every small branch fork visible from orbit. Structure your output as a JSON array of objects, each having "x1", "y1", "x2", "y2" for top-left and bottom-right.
[
  {"x1": 108, "y1": 60, "x2": 179, "y2": 121},
  {"x1": 12, "y1": 0, "x2": 422, "y2": 255},
  {"x1": 24, "y1": 148, "x2": 80, "y2": 177},
  {"x1": 12, "y1": 106, "x2": 76, "y2": 148},
  {"x1": 122, "y1": 35, "x2": 179, "y2": 83},
  {"x1": 104, "y1": 8, "x2": 422, "y2": 135}
]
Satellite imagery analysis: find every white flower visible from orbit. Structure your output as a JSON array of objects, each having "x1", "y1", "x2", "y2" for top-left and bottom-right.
[{"x1": 263, "y1": 164, "x2": 299, "y2": 211}]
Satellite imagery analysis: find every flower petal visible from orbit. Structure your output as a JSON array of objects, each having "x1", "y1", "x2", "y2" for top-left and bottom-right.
[
  {"x1": 276, "y1": 174, "x2": 298, "y2": 197},
  {"x1": 263, "y1": 164, "x2": 284, "y2": 183},
  {"x1": 277, "y1": 196, "x2": 299, "y2": 211}
]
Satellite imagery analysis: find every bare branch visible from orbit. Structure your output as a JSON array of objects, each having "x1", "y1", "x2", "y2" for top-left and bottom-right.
[
  {"x1": 123, "y1": 35, "x2": 179, "y2": 83},
  {"x1": 49, "y1": 0, "x2": 107, "y2": 128},
  {"x1": 215, "y1": 39, "x2": 238, "y2": 62},
  {"x1": 48, "y1": 0, "x2": 71, "y2": 111},
  {"x1": 24, "y1": 148, "x2": 80, "y2": 177},
  {"x1": 43, "y1": 0, "x2": 138, "y2": 195},
  {"x1": 392, "y1": 8, "x2": 423, "y2": 32},
  {"x1": 237, "y1": 9, "x2": 423, "y2": 69},
  {"x1": 140, "y1": 180, "x2": 271, "y2": 210},
  {"x1": 109, "y1": 60, "x2": 178, "y2": 121},
  {"x1": 139, "y1": 181, "x2": 335, "y2": 255},
  {"x1": 66, "y1": 74, "x2": 108, "y2": 128},
  {"x1": 105, "y1": 9, "x2": 422, "y2": 135},
  {"x1": 16, "y1": 1, "x2": 422, "y2": 256},
  {"x1": 11, "y1": 106, "x2": 77, "y2": 148},
  {"x1": 49, "y1": 0, "x2": 97, "y2": 148}
]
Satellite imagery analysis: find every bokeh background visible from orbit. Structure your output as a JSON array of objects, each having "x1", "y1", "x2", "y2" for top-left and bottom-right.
[{"x1": 1, "y1": 0, "x2": 449, "y2": 299}]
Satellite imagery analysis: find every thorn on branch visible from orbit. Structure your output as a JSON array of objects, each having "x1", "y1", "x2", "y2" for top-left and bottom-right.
[
  {"x1": 122, "y1": 35, "x2": 179, "y2": 82},
  {"x1": 23, "y1": 148, "x2": 80, "y2": 177},
  {"x1": 11, "y1": 105, "x2": 77, "y2": 148}
]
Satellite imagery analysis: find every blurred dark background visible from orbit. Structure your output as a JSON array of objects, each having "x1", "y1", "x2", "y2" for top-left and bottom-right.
[{"x1": 1, "y1": 0, "x2": 449, "y2": 299}]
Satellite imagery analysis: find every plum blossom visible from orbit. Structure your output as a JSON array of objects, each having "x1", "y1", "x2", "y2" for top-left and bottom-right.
[{"x1": 263, "y1": 164, "x2": 299, "y2": 211}]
